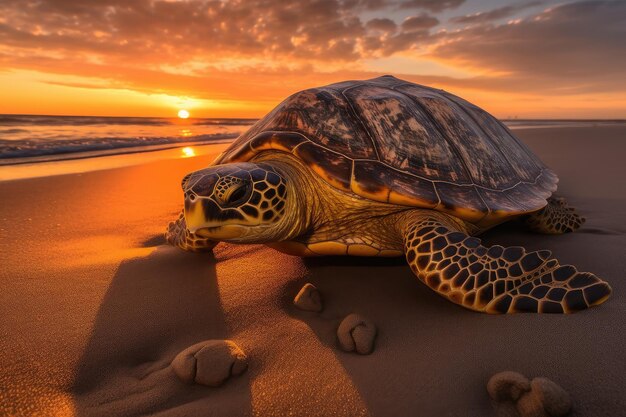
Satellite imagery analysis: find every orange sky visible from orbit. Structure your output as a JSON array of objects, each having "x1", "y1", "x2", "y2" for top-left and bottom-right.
[{"x1": 0, "y1": 0, "x2": 624, "y2": 119}]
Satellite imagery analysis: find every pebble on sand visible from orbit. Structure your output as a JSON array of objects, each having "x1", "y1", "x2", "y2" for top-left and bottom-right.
[
  {"x1": 487, "y1": 372, "x2": 572, "y2": 417},
  {"x1": 293, "y1": 283, "x2": 323, "y2": 312},
  {"x1": 337, "y1": 313, "x2": 377, "y2": 355},
  {"x1": 487, "y1": 371, "x2": 531, "y2": 402},
  {"x1": 171, "y1": 340, "x2": 248, "y2": 387}
]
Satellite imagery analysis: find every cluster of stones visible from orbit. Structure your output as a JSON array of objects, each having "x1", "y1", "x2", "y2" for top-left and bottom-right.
[
  {"x1": 488, "y1": 371, "x2": 572, "y2": 417},
  {"x1": 293, "y1": 283, "x2": 377, "y2": 355},
  {"x1": 170, "y1": 281, "x2": 378, "y2": 388},
  {"x1": 404, "y1": 218, "x2": 608, "y2": 314}
]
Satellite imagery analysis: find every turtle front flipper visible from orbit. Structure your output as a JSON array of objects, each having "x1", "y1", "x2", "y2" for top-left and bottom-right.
[
  {"x1": 166, "y1": 211, "x2": 217, "y2": 252},
  {"x1": 525, "y1": 196, "x2": 585, "y2": 234},
  {"x1": 402, "y1": 212, "x2": 611, "y2": 314}
]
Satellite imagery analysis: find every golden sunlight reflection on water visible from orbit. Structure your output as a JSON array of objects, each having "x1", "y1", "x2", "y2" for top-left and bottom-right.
[{"x1": 181, "y1": 147, "x2": 196, "y2": 158}]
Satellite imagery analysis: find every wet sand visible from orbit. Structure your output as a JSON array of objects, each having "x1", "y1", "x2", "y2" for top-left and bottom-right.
[{"x1": 1, "y1": 125, "x2": 625, "y2": 416}]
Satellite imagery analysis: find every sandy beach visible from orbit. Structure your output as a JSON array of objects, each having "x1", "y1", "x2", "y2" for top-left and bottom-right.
[{"x1": 1, "y1": 125, "x2": 625, "y2": 417}]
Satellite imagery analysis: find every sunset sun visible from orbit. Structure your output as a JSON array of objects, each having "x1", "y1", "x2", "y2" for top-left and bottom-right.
[{"x1": 177, "y1": 109, "x2": 190, "y2": 119}]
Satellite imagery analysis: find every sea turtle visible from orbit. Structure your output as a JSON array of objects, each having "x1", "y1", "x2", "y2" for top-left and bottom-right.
[{"x1": 166, "y1": 75, "x2": 611, "y2": 314}]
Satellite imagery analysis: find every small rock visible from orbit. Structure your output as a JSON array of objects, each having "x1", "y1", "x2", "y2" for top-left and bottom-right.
[
  {"x1": 529, "y1": 377, "x2": 572, "y2": 417},
  {"x1": 488, "y1": 371, "x2": 531, "y2": 402},
  {"x1": 488, "y1": 372, "x2": 572, "y2": 417},
  {"x1": 516, "y1": 390, "x2": 548, "y2": 417},
  {"x1": 337, "y1": 313, "x2": 377, "y2": 354},
  {"x1": 293, "y1": 283, "x2": 323, "y2": 312},
  {"x1": 171, "y1": 340, "x2": 247, "y2": 387}
]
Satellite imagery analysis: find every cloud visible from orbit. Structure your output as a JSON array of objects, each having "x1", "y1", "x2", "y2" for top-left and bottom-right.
[
  {"x1": 365, "y1": 18, "x2": 398, "y2": 33},
  {"x1": 432, "y1": 1, "x2": 626, "y2": 94},
  {"x1": 449, "y1": 1, "x2": 544, "y2": 24},
  {"x1": 401, "y1": 14, "x2": 439, "y2": 31},
  {"x1": 399, "y1": 0, "x2": 465, "y2": 12},
  {"x1": 0, "y1": 0, "x2": 624, "y2": 117}
]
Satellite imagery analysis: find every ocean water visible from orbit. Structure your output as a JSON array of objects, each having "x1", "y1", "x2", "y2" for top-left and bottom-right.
[
  {"x1": 1, "y1": 115, "x2": 624, "y2": 166},
  {"x1": 0, "y1": 114, "x2": 255, "y2": 165}
]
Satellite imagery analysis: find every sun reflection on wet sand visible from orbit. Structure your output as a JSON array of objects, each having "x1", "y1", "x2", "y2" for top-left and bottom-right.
[
  {"x1": 181, "y1": 147, "x2": 196, "y2": 158},
  {"x1": 0, "y1": 143, "x2": 231, "y2": 181}
]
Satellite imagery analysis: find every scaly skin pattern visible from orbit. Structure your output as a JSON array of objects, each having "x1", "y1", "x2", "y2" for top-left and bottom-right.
[
  {"x1": 525, "y1": 197, "x2": 585, "y2": 234},
  {"x1": 183, "y1": 163, "x2": 288, "y2": 235},
  {"x1": 401, "y1": 212, "x2": 612, "y2": 313},
  {"x1": 252, "y1": 152, "x2": 409, "y2": 257},
  {"x1": 166, "y1": 211, "x2": 217, "y2": 252}
]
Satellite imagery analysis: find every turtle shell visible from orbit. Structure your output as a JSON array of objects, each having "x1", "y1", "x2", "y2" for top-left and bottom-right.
[{"x1": 213, "y1": 75, "x2": 557, "y2": 227}]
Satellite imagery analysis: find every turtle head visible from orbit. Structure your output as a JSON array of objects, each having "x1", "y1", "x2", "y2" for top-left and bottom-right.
[{"x1": 181, "y1": 162, "x2": 288, "y2": 242}]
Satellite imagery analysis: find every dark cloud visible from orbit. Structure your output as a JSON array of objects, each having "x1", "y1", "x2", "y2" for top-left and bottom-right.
[
  {"x1": 432, "y1": 1, "x2": 626, "y2": 93},
  {"x1": 450, "y1": 1, "x2": 544, "y2": 24},
  {"x1": 365, "y1": 18, "x2": 398, "y2": 33},
  {"x1": 401, "y1": 14, "x2": 439, "y2": 31},
  {"x1": 340, "y1": 0, "x2": 392, "y2": 11},
  {"x1": 379, "y1": 30, "x2": 430, "y2": 54},
  {"x1": 399, "y1": 0, "x2": 465, "y2": 12}
]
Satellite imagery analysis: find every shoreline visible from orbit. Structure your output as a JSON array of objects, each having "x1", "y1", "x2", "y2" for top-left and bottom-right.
[
  {"x1": 3, "y1": 122, "x2": 626, "y2": 182},
  {"x1": 0, "y1": 137, "x2": 237, "y2": 166},
  {"x1": 0, "y1": 142, "x2": 231, "y2": 181}
]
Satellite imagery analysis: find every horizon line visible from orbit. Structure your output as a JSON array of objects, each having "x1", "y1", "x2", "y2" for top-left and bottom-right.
[{"x1": 1, "y1": 113, "x2": 625, "y2": 122}]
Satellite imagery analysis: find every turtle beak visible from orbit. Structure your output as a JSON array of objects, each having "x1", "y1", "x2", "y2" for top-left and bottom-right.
[
  {"x1": 183, "y1": 198, "x2": 247, "y2": 240},
  {"x1": 184, "y1": 197, "x2": 234, "y2": 235},
  {"x1": 182, "y1": 170, "x2": 221, "y2": 233},
  {"x1": 182, "y1": 171, "x2": 247, "y2": 238},
  {"x1": 183, "y1": 199, "x2": 209, "y2": 233}
]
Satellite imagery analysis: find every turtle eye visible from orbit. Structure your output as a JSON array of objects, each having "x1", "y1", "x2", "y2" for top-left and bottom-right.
[
  {"x1": 218, "y1": 181, "x2": 250, "y2": 206},
  {"x1": 227, "y1": 183, "x2": 248, "y2": 203}
]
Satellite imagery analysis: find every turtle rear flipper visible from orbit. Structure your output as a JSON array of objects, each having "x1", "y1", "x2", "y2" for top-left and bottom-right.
[
  {"x1": 525, "y1": 196, "x2": 585, "y2": 234},
  {"x1": 166, "y1": 211, "x2": 217, "y2": 252},
  {"x1": 402, "y1": 212, "x2": 611, "y2": 314}
]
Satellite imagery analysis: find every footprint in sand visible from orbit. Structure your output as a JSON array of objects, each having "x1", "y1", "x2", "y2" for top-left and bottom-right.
[
  {"x1": 488, "y1": 371, "x2": 572, "y2": 417},
  {"x1": 293, "y1": 282, "x2": 323, "y2": 312},
  {"x1": 337, "y1": 313, "x2": 377, "y2": 355},
  {"x1": 171, "y1": 340, "x2": 248, "y2": 387}
]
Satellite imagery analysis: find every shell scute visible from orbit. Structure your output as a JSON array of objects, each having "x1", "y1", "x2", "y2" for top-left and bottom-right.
[
  {"x1": 352, "y1": 160, "x2": 438, "y2": 208},
  {"x1": 442, "y1": 91, "x2": 544, "y2": 181},
  {"x1": 343, "y1": 85, "x2": 470, "y2": 184},
  {"x1": 293, "y1": 142, "x2": 352, "y2": 191},
  {"x1": 433, "y1": 182, "x2": 489, "y2": 223},
  {"x1": 283, "y1": 88, "x2": 376, "y2": 159},
  {"x1": 402, "y1": 91, "x2": 519, "y2": 189}
]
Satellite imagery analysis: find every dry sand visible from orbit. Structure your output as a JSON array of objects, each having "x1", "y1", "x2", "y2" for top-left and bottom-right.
[{"x1": 1, "y1": 125, "x2": 625, "y2": 417}]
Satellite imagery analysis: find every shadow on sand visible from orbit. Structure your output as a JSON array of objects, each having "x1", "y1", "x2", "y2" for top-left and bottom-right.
[
  {"x1": 281, "y1": 220, "x2": 621, "y2": 417},
  {"x1": 282, "y1": 254, "x2": 494, "y2": 416},
  {"x1": 71, "y1": 244, "x2": 253, "y2": 417}
]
